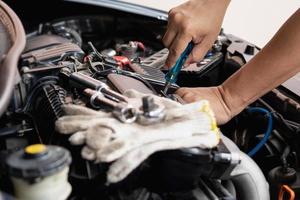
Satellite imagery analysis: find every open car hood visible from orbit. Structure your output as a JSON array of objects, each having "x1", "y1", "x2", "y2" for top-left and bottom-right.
[{"x1": 65, "y1": 0, "x2": 185, "y2": 20}]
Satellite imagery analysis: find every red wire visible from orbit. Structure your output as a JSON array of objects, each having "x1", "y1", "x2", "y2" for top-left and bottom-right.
[{"x1": 278, "y1": 185, "x2": 295, "y2": 200}]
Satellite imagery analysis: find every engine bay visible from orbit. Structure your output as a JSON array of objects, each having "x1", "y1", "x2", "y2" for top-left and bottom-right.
[{"x1": 1, "y1": 1, "x2": 300, "y2": 200}]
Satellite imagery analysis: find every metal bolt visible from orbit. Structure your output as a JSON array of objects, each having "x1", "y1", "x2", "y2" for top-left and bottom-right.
[
  {"x1": 20, "y1": 66, "x2": 30, "y2": 74},
  {"x1": 22, "y1": 74, "x2": 32, "y2": 84},
  {"x1": 142, "y1": 96, "x2": 155, "y2": 113}
]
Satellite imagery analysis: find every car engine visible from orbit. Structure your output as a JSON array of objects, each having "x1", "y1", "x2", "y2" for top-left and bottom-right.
[{"x1": 0, "y1": 1, "x2": 300, "y2": 200}]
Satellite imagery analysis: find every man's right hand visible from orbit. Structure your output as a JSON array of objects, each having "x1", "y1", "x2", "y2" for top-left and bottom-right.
[
  {"x1": 163, "y1": 0, "x2": 230, "y2": 68},
  {"x1": 176, "y1": 86, "x2": 233, "y2": 125}
]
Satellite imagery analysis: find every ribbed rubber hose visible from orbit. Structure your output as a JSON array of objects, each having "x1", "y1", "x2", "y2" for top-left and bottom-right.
[
  {"x1": 0, "y1": 1, "x2": 26, "y2": 116},
  {"x1": 222, "y1": 135, "x2": 270, "y2": 200}
]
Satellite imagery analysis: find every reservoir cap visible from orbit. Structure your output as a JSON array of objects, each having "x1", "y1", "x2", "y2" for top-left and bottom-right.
[
  {"x1": 6, "y1": 144, "x2": 72, "y2": 180},
  {"x1": 24, "y1": 144, "x2": 47, "y2": 158}
]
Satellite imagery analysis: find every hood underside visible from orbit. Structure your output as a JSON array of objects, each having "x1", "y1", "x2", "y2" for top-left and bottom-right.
[{"x1": 64, "y1": 0, "x2": 184, "y2": 20}]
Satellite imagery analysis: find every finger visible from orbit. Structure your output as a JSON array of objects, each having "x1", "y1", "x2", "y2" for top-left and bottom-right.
[
  {"x1": 56, "y1": 115, "x2": 96, "y2": 123},
  {"x1": 96, "y1": 139, "x2": 126, "y2": 163},
  {"x1": 165, "y1": 33, "x2": 191, "y2": 68},
  {"x1": 181, "y1": 93, "x2": 197, "y2": 103},
  {"x1": 69, "y1": 130, "x2": 87, "y2": 145},
  {"x1": 106, "y1": 146, "x2": 147, "y2": 183},
  {"x1": 85, "y1": 125, "x2": 113, "y2": 149},
  {"x1": 175, "y1": 88, "x2": 197, "y2": 103},
  {"x1": 55, "y1": 117, "x2": 91, "y2": 134},
  {"x1": 185, "y1": 36, "x2": 214, "y2": 65},
  {"x1": 162, "y1": 29, "x2": 177, "y2": 48},
  {"x1": 56, "y1": 116, "x2": 114, "y2": 134},
  {"x1": 106, "y1": 162, "x2": 129, "y2": 184},
  {"x1": 81, "y1": 146, "x2": 96, "y2": 161},
  {"x1": 162, "y1": 21, "x2": 178, "y2": 48},
  {"x1": 175, "y1": 87, "x2": 189, "y2": 97}
]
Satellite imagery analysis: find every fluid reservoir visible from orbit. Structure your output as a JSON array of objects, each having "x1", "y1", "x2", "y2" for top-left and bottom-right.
[{"x1": 6, "y1": 144, "x2": 72, "y2": 200}]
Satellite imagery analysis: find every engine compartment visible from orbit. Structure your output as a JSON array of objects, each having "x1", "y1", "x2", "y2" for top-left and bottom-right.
[{"x1": 1, "y1": 1, "x2": 300, "y2": 199}]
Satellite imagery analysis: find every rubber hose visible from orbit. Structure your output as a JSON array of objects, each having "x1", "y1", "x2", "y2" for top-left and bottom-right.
[{"x1": 222, "y1": 135, "x2": 270, "y2": 200}]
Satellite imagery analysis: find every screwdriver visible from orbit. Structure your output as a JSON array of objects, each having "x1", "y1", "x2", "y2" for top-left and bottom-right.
[{"x1": 163, "y1": 42, "x2": 194, "y2": 94}]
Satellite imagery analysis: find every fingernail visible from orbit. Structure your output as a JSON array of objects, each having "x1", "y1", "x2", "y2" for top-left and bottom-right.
[
  {"x1": 183, "y1": 63, "x2": 189, "y2": 68},
  {"x1": 183, "y1": 60, "x2": 190, "y2": 68},
  {"x1": 162, "y1": 66, "x2": 168, "y2": 70}
]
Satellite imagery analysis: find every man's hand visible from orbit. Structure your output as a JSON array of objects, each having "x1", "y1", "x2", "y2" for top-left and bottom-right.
[
  {"x1": 176, "y1": 86, "x2": 233, "y2": 125},
  {"x1": 177, "y1": 9, "x2": 300, "y2": 126},
  {"x1": 163, "y1": 0, "x2": 230, "y2": 68}
]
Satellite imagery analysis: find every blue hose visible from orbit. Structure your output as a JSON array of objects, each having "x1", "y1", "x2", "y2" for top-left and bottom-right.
[{"x1": 247, "y1": 107, "x2": 273, "y2": 157}]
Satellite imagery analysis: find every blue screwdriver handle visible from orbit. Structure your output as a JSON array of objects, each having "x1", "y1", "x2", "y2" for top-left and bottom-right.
[{"x1": 165, "y1": 42, "x2": 194, "y2": 83}]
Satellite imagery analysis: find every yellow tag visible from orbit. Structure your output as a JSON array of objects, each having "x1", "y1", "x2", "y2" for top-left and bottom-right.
[
  {"x1": 199, "y1": 101, "x2": 218, "y2": 132},
  {"x1": 211, "y1": 119, "x2": 218, "y2": 132},
  {"x1": 25, "y1": 144, "x2": 46, "y2": 154}
]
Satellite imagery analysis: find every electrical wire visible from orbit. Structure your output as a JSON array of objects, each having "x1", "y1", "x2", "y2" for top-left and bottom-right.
[
  {"x1": 247, "y1": 107, "x2": 273, "y2": 157},
  {"x1": 257, "y1": 99, "x2": 298, "y2": 133},
  {"x1": 84, "y1": 41, "x2": 158, "y2": 94},
  {"x1": 278, "y1": 185, "x2": 295, "y2": 200}
]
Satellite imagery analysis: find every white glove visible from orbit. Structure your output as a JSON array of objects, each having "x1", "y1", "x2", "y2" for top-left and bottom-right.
[{"x1": 55, "y1": 89, "x2": 220, "y2": 183}]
